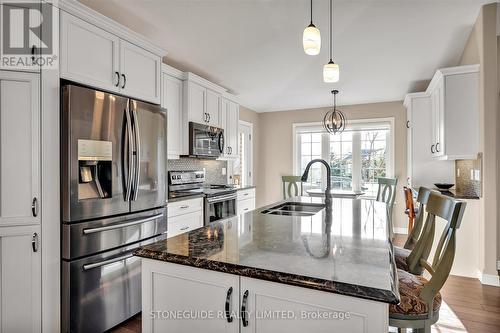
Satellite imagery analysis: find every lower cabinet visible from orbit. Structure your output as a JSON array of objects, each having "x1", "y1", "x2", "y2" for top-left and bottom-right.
[
  {"x1": 167, "y1": 198, "x2": 204, "y2": 238},
  {"x1": 237, "y1": 188, "x2": 256, "y2": 215},
  {"x1": 0, "y1": 225, "x2": 41, "y2": 333},
  {"x1": 142, "y1": 260, "x2": 388, "y2": 333}
]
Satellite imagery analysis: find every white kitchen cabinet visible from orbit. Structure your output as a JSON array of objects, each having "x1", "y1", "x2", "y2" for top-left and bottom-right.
[
  {"x1": 184, "y1": 79, "x2": 222, "y2": 127},
  {"x1": 205, "y1": 89, "x2": 221, "y2": 126},
  {"x1": 60, "y1": 11, "x2": 162, "y2": 104},
  {"x1": 142, "y1": 260, "x2": 389, "y2": 333},
  {"x1": 237, "y1": 188, "x2": 256, "y2": 215},
  {"x1": 167, "y1": 197, "x2": 204, "y2": 237},
  {"x1": 0, "y1": 225, "x2": 41, "y2": 333},
  {"x1": 60, "y1": 12, "x2": 120, "y2": 93},
  {"x1": 221, "y1": 98, "x2": 240, "y2": 158},
  {"x1": 161, "y1": 65, "x2": 184, "y2": 158},
  {"x1": 142, "y1": 260, "x2": 239, "y2": 333},
  {"x1": 404, "y1": 93, "x2": 454, "y2": 188},
  {"x1": 426, "y1": 65, "x2": 479, "y2": 160},
  {"x1": 0, "y1": 71, "x2": 40, "y2": 227},
  {"x1": 120, "y1": 40, "x2": 161, "y2": 104}
]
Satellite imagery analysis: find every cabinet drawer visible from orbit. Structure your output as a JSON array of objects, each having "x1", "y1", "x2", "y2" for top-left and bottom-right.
[
  {"x1": 237, "y1": 188, "x2": 255, "y2": 201},
  {"x1": 237, "y1": 198, "x2": 255, "y2": 215},
  {"x1": 168, "y1": 211, "x2": 203, "y2": 238},
  {"x1": 168, "y1": 198, "x2": 203, "y2": 218}
]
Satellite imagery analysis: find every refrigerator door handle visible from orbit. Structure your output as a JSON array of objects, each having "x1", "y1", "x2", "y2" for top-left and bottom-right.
[
  {"x1": 124, "y1": 101, "x2": 134, "y2": 201},
  {"x1": 82, "y1": 213, "x2": 164, "y2": 234},
  {"x1": 131, "y1": 104, "x2": 141, "y2": 201},
  {"x1": 82, "y1": 253, "x2": 134, "y2": 271}
]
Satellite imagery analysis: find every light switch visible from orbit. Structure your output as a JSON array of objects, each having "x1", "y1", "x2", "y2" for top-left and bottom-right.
[
  {"x1": 470, "y1": 170, "x2": 474, "y2": 180},
  {"x1": 457, "y1": 169, "x2": 460, "y2": 177}
]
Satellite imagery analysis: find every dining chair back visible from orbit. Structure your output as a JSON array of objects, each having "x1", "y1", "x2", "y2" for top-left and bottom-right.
[
  {"x1": 376, "y1": 177, "x2": 398, "y2": 237},
  {"x1": 282, "y1": 176, "x2": 303, "y2": 199}
]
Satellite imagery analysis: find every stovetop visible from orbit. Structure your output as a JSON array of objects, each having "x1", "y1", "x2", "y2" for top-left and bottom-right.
[
  {"x1": 168, "y1": 184, "x2": 237, "y2": 199},
  {"x1": 168, "y1": 170, "x2": 237, "y2": 199}
]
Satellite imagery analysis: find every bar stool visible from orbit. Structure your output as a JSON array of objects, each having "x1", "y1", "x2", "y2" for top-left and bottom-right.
[
  {"x1": 376, "y1": 177, "x2": 398, "y2": 238},
  {"x1": 389, "y1": 192, "x2": 466, "y2": 333},
  {"x1": 281, "y1": 176, "x2": 303, "y2": 199},
  {"x1": 403, "y1": 186, "x2": 417, "y2": 234}
]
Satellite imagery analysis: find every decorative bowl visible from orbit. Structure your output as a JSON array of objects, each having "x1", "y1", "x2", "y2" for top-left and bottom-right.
[{"x1": 434, "y1": 183, "x2": 454, "y2": 191}]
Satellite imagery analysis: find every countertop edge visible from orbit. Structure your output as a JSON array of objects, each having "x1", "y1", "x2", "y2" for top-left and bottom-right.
[{"x1": 134, "y1": 249, "x2": 400, "y2": 305}]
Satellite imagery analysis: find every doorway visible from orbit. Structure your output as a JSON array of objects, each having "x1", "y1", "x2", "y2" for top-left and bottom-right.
[{"x1": 239, "y1": 121, "x2": 253, "y2": 186}]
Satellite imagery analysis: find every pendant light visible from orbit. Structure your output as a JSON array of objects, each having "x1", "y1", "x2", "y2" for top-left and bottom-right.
[
  {"x1": 323, "y1": 90, "x2": 346, "y2": 134},
  {"x1": 303, "y1": 0, "x2": 321, "y2": 55},
  {"x1": 323, "y1": 0, "x2": 339, "y2": 82}
]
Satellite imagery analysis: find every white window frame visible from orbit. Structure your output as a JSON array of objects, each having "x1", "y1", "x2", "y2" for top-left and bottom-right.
[{"x1": 292, "y1": 118, "x2": 395, "y2": 197}]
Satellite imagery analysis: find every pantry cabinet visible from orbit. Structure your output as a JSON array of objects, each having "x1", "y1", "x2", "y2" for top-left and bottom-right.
[
  {"x1": 0, "y1": 71, "x2": 40, "y2": 227},
  {"x1": 0, "y1": 225, "x2": 41, "y2": 333},
  {"x1": 221, "y1": 98, "x2": 240, "y2": 158},
  {"x1": 60, "y1": 12, "x2": 162, "y2": 104},
  {"x1": 161, "y1": 65, "x2": 184, "y2": 158},
  {"x1": 426, "y1": 65, "x2": 479, "y2": 160}
]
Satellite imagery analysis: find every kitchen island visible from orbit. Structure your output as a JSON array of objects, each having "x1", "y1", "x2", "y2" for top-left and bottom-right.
[{"x1": 136, "y1": 196, "x2": 399, "y2": 333}]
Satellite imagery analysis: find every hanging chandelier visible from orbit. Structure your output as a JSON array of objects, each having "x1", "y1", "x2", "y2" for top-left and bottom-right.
[
  {"x1": 323, "y1": 0, "x2": 339, "y2": 82},
  {"x1": 323, "y1": 90, "x2": 346, "y2": 134},
  {"x1": 302, "y1": 0, "x2": 321, "y2": 55}
]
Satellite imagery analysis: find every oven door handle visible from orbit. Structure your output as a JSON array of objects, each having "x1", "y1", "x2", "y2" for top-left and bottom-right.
[
  {"x1": 82, "y1": 213, "x2": 164, "y2": 235},
  {"x1": 207, "y1": 194, "x2": 237, "y2": 204},
  {"x1": 82, "y1": 253, "x2": 134, "y2": 271}
]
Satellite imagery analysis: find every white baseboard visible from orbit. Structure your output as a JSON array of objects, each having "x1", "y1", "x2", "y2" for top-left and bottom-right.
[
  {"x1": 393, "y1": 227, "x2": 408, "y2": 235},
  {"x1": 479, "y1": 272, "x2": 500, "y2": 287}
]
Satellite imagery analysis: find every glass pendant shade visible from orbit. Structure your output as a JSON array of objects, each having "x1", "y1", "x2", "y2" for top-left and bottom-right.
[
  {"x1": 303, "y1": 23, "x2": 321, "y2": 55},
  {"x1": 323, "y1": 60, "x2": 339, "y2": 83}
]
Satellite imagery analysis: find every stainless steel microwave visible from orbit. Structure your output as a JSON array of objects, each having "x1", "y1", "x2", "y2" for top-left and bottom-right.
[{"x1": 188, "y1": 122, "x2": 224, "y2": 158}]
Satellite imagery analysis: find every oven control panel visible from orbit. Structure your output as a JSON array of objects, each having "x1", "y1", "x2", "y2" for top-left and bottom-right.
[{"x1": 169, "y1": 170, "x2": 205, "y2": 185}]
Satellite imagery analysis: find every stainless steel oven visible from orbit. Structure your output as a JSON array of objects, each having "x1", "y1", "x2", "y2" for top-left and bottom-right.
[
  {"x1": 205, "y1": 192, "x2": 237, "y2": 224},
  {"x1": 189, "y1": 122, "x2": 224, "y2": 158}
]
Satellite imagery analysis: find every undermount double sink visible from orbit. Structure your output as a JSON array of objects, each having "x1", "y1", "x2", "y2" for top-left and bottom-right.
[{"x1": 261, "y1": 202, "x2": 325, "y2": 217}]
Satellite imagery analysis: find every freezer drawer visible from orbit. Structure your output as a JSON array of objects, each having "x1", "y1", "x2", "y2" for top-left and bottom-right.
[
  {"x1": 62, "y1": 207, "x2": 166, "y2": 260},
  {"x1": 62, "y1": 234, "x2": 165, "y2": 333}
]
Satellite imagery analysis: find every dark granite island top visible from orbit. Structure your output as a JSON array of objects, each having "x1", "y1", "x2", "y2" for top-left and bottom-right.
[{"x1": 136, "y1": 196, "x2": 400, "y2": 305}]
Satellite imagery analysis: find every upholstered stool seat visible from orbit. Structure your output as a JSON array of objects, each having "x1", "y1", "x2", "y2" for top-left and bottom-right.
[
  {"x1": 394, "y1": 246, "x2": 411, "y2": 271},
  {"x1": 390, "y1": 269, "x2": 442, "y2": 320}
]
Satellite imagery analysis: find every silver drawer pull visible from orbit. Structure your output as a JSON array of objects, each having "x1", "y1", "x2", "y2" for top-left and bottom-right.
[
  {"x1": 244, "y1": 193, "x2": 249, "y2": 196},
  {"x1": 180, "y1": 205, "x2": 189, "y2": 209},
  {"x1": 180, "y1": 226, "x2": 190, "y2": 231},
  {"x1": 244, "y1": 208, "x2": 249, "y2": 211},
  {"x1": 82, "y1": 253, "x2": 134, "y2": 271},
  {"x1": 83, "y1": 213, "x2": 163, "y2": 234}
]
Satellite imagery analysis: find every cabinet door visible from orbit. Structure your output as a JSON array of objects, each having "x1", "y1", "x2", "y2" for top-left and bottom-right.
[
  {"x1": 120, "y1": 40, "x2": 161, "y2": 104},
  {"x1": 60, "y1": 12, "x2": 120, "y2": 92},
  {"x1": 142, "y1": 260, "x2": 239, "y2": 333},
  {"x1": 162, "y1": 74, "x2": 183, "y2": 158},
  {"x1": 205, "y1": 89, "x2": 221, "y2": 126},
  {"x1": 435, "y1": 84, "x2": 445, "y2": 157},
  {"x1": 240, "y1": 277, "x2": 388, "y2": 333},
  {"x1": 0, "y1": 71, "x2": 40, "y2": 226},
  {"x1": 237, "y1": 198, "x2": 255, "y2": 215},
  {"x1": 228, "y1": 101, "x2": 239, "y2": 156},
  {"x1": 187, "y1": 81, "x2": 206, "y2": 124},
  {"x1": 0, "y1": 225, "x2": 41, "y2": 333}
]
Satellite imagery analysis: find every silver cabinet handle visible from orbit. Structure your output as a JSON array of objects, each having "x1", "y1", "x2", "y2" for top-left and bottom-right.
[
  {"x1": 121, "y1": 73, "x2": 126, "y2": 89},
  {"x1": 243, "y1": 193, "x2": 249, "y2": 196},
  {"x1": 436, "y1": 142, "x2": 440, "y2": 153},
  {"x1": 431, "y1": 144, "x2": 435, "y2": 154},
  {"x1": 180, "y1": 226, "x2": 190, "y2": 231},
  {"x1": 244, "y1": 208, "x2": 249, "y2": 211},
  {"x1": 83, "y1": 213, "x2": 163, "y2": 234},
  {"x1": 180, "y1": 205, "x2": 189, "y2": 209},
  {"x1": 83, "y1": 253, "x2": 134, "y2": 271},
  {"x1": 32, "y1": 233, "x2": 39, "y2": 252},
  {"x1": 32, "y1": 197, "x2": 38, "y2": 217},
  {"x1": 207, "y1": 113, "x2": 211, "y2": 123},
  {"x1": 207, "y1": 194, "x2": 237, "y2": 204},
  {"x1": 115, "y1": 72, "x2": 120, "y2": 87}
]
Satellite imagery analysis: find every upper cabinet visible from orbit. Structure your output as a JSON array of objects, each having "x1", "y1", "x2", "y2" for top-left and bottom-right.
[
  {"x1": 426, "y1": 65, "x2": 479, "y2": 160},
  {"x1": 184, "y1": 77, "x2": 222, "y2": 127},
  {"x1": 60, "y1": 11, "x2": 163, "y2": 104},
  {"x1": 161, "y1": 65, "x2": 184, "y2": 158},
  {"x1": 221, "y1": 97, "x2": 240, "y2": 158}
]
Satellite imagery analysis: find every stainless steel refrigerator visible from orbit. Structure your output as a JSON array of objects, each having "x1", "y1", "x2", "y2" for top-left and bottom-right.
[{"x1": 60, "y1": 84, "x2": 167, "y2": 333}]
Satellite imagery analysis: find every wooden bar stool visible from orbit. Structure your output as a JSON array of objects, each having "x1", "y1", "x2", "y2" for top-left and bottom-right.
[
  {"x1": 403, "y1": 186, "x2": 416, "y2": 234},
  {"x1": 390, "y1": 192, "x2": 467, "y2": 333}
]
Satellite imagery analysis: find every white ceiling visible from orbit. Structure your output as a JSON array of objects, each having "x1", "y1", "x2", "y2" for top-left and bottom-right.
[{"x1": 79, "y1": 0, "x2": 490, "y2": 112}]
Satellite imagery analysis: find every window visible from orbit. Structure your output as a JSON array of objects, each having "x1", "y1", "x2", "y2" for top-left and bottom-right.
[{"x1": 294, "y1": 119, "x2": 394, "y2": 198}]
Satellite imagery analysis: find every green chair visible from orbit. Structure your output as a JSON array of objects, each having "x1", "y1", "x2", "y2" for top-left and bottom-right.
[
  {"x1": 389, "y1": 192, "x2": 466, "y2": 333},
  {"x1": 282, "y1": 176, "x2": 303, "y2": 199},
  {"x1": 394, "y1": 187, "x2": 432, "y2": 275},
  {"x1": 376, "y1": 177, "x2": 398, "y2": 238}
]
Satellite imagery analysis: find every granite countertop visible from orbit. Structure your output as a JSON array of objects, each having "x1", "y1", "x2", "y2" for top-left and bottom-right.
[
  {"x1": 136, "y1": 196, "x2": 399, "y2": 304},
  {"x1": 433, "y1": 189, "x2": 480, "y2": 200}
]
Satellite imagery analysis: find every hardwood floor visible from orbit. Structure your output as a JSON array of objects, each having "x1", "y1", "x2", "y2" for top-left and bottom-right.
[{"x1": 112, "y1": 234, "x2": 500, "y2": 333}]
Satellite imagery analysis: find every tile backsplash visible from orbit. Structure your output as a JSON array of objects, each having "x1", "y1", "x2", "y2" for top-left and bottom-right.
[
  {"x1": 455, "y1": 154, "x2": 482, "y2": 197},
  {"x1": 167, "y1": 157, "x2": 228, "y2": 185}
]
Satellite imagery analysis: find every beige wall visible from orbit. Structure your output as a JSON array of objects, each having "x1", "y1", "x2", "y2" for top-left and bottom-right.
[
  {"x1": 251, "y1": 101, "x2": 408, "y2": 230},
  {"x1": 459, "y1": 3, "x2": 498, "y2": 276}
]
